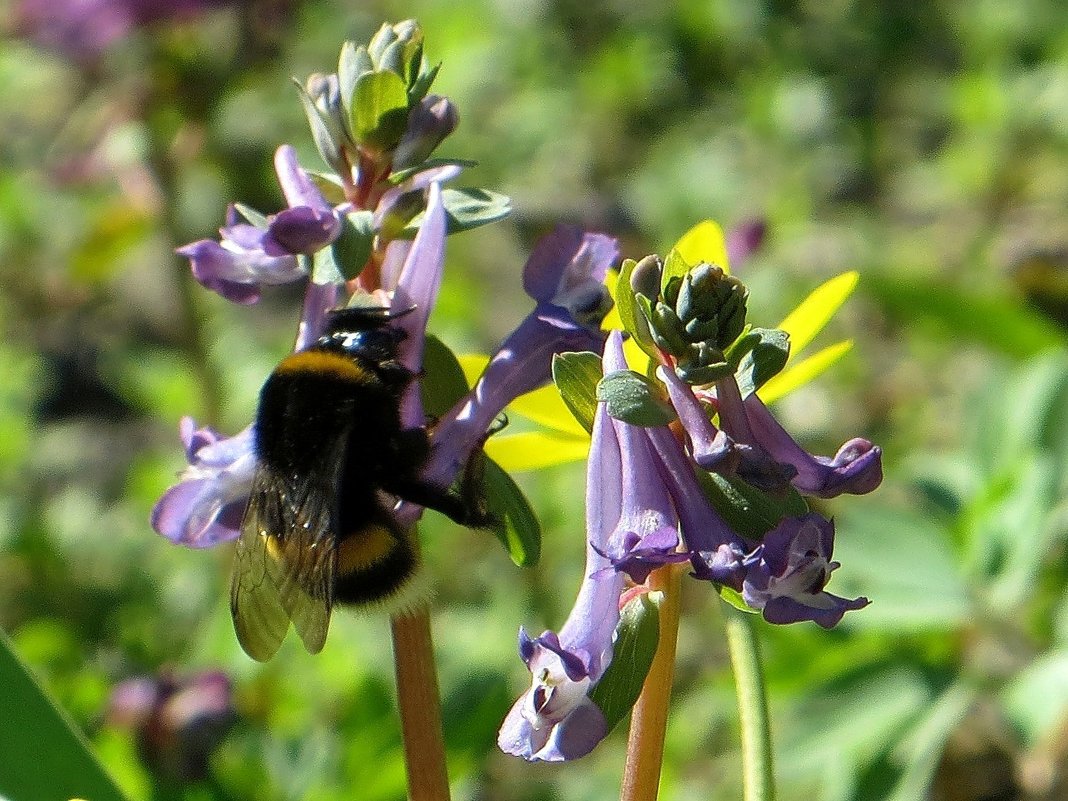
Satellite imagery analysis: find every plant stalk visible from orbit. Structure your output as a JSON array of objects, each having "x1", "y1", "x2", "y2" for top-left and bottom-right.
[
  {"x1": 722, "y1": 605, "x2": 775, "y2": 801},
  {"x1": 391, "y1": 604, "x2": 451, "y2": 801},
  {"x1": 620, "y1": 563, "x2": 684, "y2": 801}
]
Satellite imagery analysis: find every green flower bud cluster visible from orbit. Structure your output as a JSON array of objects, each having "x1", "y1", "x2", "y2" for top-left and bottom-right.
[
  {"x1": 622, "y1": 253, "x2": 750, "y2": 385},
  {"x1": 298, "y1": 20, "x2": 443, "y2": 175}
]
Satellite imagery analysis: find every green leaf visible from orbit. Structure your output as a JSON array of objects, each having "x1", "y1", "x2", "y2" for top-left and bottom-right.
[
  {"x1": 659, "y1": 247, "x2": 692, "y2": 294},
  {"x1": 388, "y1": 159, "x2": 477, "y2": 185},
  {"x1": 400, "y1": 188, "x2": 512, "y2": 237},
  {"x1": 351, "y1": 70, "x2": 410, "y2": 150},
  {"x1": 231, "y1": 202, "x2": 268, "y2": 228},
  {"x1": 698, "y1": 471, "x2": 807, "y2": 541},
  {"x1": 552, "y1": 352, "x2": 603, "y2": 434},
  {"x1": 408, "y1": 57, "x2": 439, "y2": 103},
  {"x1": 588, "y1": 592, "x2": 661, "y2": 733},
  {"x1": 331, "y1": 210, "x2": 375, "y2": 280},
  {"x1": 0, "y1": 629, "x2": 129, "y2": 801},
  {"x1": 716, "y1": 585, "x2": 759, "y2": 613},
  {"x1": 596, "y1": 369, "x2": 676, "y2": 427},
  {"x1": 293, "y1": 80, "x2": 347, "y2": 176},
  {"x1": 833, "y1": 504, "x2": 973, "y2": 630},
  {"x1": 337, "y1": 41, "x2": 372, "y2": 119},
  {"x1": 305, "y1": 171, "x2": 347, "y2": 205},
  {"x1": 730, "y1": 327, "x2": 791, "y2": 398},
  {"x1": 421, "y1": 334, "x2": 470, "y2": 417},
  {"x1": 482, "y1": 457, "x2": 541, "y2": 567},
  {"x1": 310, "y1": 247, "x2": 344, "y2": 286}
]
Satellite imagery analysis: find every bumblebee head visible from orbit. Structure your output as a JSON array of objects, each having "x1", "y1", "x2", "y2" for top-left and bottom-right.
[{"x1": 318, "y1": 306, "x2": 410, "y2": 362}]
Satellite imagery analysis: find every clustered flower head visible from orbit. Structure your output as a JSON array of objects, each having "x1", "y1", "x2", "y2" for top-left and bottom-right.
[
  {"x1": 500, "y1": 229, "x2": 883, "y2": 761},
  {"x1": 152, "y1": 22, "x2": 609, "y2": 565}
]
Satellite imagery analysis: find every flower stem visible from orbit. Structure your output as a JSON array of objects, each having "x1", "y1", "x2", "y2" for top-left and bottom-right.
[
  {"x1": 722, "y1": 605, "x2": 775, "y2": 801},
  {"x1": 620, "y1": 563, "x2": 684, "y2": 801},
  {"x1": 391, "y1": 604, "x2": 451, "y2": 801}
]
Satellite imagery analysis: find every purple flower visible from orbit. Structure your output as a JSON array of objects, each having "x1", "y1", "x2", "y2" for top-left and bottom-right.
[
  {"x1": 591, "y1": 334, "x2": 699, "y2": 585},
  {"x1": 714, "y1": 374, "x2": 883, "y2": 499},
  {"x1": 108, "y1": 668, "x2": 236, "y2": 782},
  {"x1": 151, "y1": 417, "x2": 255, "y2": 547},
  {"x1": 498, "y1": 366, "x2": 624, "y2": 761},
  {"x1": 726, "y1": 219, "x2": 767, "y2": 269},
  {"x1": 177, "y1": 146, "x2": 343, "y2": 304},
  {"x1": 14, "y1": 0, "x2": 231, "y2": 61},
  {"x1": 741, "y1": 513, "x2": 869, "y2": 628},
  {"x1": 424, "y1": 226, "x2": 618, "y2": 488},
  {"x1": 500, "y1": 331, "x2": 727, "y2": 761}
]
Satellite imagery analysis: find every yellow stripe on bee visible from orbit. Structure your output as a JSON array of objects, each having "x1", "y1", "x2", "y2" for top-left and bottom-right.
[
  {"x1": 275, "y1": 349, "x2": 370, "y2": 382},
  {"x1": 337, "y1": 525, "x2": 398, "y2": 572}
]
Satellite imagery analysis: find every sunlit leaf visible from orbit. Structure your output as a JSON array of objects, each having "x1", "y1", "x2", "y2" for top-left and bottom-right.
[
  {"x1": 758, "y1": 340, "x2": 853, "y2": 404},
  {"x1": 778, "y1": 271, "x2": 859, "y2": 355},
  {"x1": 484, "y1": 430, "x2": 589, "y2": 471},
  {"x1": 505, "y1": 386, "x2": 586, "y2": 436},
  {"x1": 672, "y1": 219, "x2": 730, "y2": 272},
  {"x1": 551, "y1": 351, "x2": 603, "y2": 433}
]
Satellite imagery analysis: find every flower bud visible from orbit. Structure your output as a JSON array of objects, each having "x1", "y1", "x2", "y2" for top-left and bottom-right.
[{"x1": 392, "y1": 95, "x2": 459, "y2": 169}]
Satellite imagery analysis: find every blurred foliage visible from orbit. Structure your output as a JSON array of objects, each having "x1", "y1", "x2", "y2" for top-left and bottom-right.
[{"x1": 1, "y1": 0, "x2": 1068, "y2": 800}]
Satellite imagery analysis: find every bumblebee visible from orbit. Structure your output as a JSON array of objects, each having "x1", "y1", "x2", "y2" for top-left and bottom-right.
[{"x1": 230, "y1": 306, "x2": 484, "y2": 661}]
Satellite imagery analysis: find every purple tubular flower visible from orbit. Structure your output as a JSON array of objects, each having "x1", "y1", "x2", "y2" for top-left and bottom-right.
[
  {"x1": 151, "y1": 418, "x2": 255, "y2": 547},
  {"x1": 659, "y1": 364, "x2": 736, "y2": 470},
  {"x1": 176, "y1": 146, "x2": 342, "y2": 304},
  {"x1": 644, "y1": 424, "x2": 749, "y2": 591},
  {"x1": 498, "y1": 371, "x2": 624, "y2": 761},
  {"x1": 392, "y1": 181, "x2": 448, "y2": 430},
  {"x1": 591, "y1": 334, "x2": 691, "y2": 584},
  {"x1": 424, "y1": 227, "x2": 619, "y2": 487},
  {"x1": 742, "y1": 513, "x2": 869, "y2": 628},
  {"x1": 715, "y1": 375, "x2": 883, "y2": 498},
  {"x1": 523, "y1": 225, "x2": 618, "y2": 328}
]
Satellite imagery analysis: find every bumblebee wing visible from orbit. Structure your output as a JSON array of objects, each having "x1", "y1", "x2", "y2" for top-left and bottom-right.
[{"x1": 230, "y1": 464, "x2": 338, "y2": 661}]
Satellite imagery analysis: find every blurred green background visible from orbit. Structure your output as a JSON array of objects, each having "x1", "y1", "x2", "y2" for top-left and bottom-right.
[{"x1": 2, "y1": 0, "x2": 1068, "y2": 799}]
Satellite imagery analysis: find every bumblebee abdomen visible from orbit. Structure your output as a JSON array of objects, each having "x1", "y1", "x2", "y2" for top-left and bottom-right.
[{"x1": 333, "y1": 522, "x2": 419, "y2": 605}]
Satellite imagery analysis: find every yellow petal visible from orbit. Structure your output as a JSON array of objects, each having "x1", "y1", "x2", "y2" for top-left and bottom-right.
[
  {"x1": 485, "y1": 431, "x2": 590, "y2": 472},
  {"x1": 777, "y1": 271, "x2": 859, "y2": 356},
  {"x1": 757, "y1": 340, "x2": 853, "y2": 404},
  {"x1": 672, "y1": 219, "x2": 730, "y2": 272}
]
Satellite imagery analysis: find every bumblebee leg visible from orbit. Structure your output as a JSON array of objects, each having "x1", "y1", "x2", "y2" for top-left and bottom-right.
[{"x1": 382, "y1": 427, "x2": 432, "y2": 478}]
